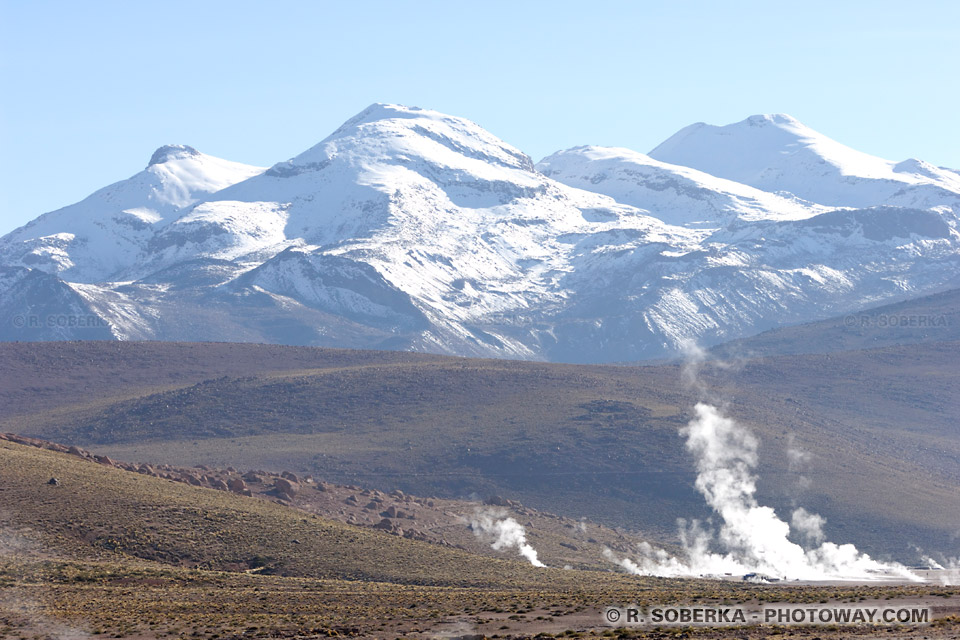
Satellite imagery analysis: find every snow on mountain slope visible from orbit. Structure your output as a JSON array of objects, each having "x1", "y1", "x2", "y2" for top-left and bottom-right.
[
  {"x1": 126, "y1": 200, "x2": 296, "y2": 281},
  {"x1": 649, "y1": 114, "x2": 960, "y2": 208},
  {"x1": 543, "y1": 203, "x2": 960, "y2": 361},
  {"x1": 536, "y1": 145, "x2": 826, "y2": 228},
  {"x1": 0, "y1": 267, "x2": 113, "y2": 340},
  {"x1": 1, "y1": 105, "x2": 959, "y2": 361},
  {"x1": 228, "y1": 248, "x2": 429, "y2": 333},
  {"x1": 0, "y1": 146, "x2": 265, "y2": 282},
  {"x1": 209, "y1": 103, "x2": 547, "y2": 246},
  {"x1": 201, "y1": 104, "x2": 704, "y2": 357}
]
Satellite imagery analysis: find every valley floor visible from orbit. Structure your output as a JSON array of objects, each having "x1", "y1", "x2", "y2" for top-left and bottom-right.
[
  {"x1": 1, "y1": 435, "x2": 958, "y2": 640},
  {"x1": 2, "y1": 338, "x2": 959, "y2": 638},
  {"x1": 2, "y1": 559, "x2": 959, "y2": 639}
]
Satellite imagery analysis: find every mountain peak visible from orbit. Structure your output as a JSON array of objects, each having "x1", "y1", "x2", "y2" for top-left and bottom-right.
[
  {"x1": 649, "y1": 113, "x2": 960, "y2": 207},
  {"x1": 340, "y1": 103, "x2": 425, "y2": 126},
  {"x1": 148, "y1": 144, "x2": 202, "y2": 167},
  {"x1": 649, "y1": 114, "x2": 900, "y2": 206},
  {"x1": 279, "y1": 103, "x2": 534, "y2": 174},
  {"x1": 324, "y1": 103, "x2": 457, "y2": 140},
  {"x1": 743, "y1": 113, "x2": 802, "y2": 127}
]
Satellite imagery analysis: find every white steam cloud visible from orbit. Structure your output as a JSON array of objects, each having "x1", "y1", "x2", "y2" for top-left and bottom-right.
[
  {"x1": 785, "y1": 434, "x2": 811, "y2": 470},
  {"x1": 790, "y1": 507, "x2": 826, "y2": 546},
  {"x1": 470, "y1": 509, "x2": 545, "y2": 567},
  {"x1": 606, "y1": 348, "x2": 921, "y2": 582},
  {"x1": 785, "y1": 434, "x2": 813, "y2": 491},
  {"x1": 920, "y1": 555, "x2": 960, "y2": 585}
]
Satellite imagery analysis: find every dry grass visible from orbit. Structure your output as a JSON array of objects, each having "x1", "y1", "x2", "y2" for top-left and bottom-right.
[
  {"x1": 1, "y1": 558, "x2": 957, "y2": 639},
  {"x1": 0, "y1": 440, "x2": 568, "y2": 587},
  {"x1": 1, "y1": 441, "x2": 959, "y2": 639},
  {"x1": 1, "y1": 340, "x2": 959, "y2": 560}
]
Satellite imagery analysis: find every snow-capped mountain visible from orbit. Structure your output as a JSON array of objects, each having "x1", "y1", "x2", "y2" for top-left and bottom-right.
[
  {"x1": 172, "y1": 104, "x2": 702, "y2": 357},
  {"x1": 1, "y1": 105, "x2": 958, "y2": 361},
  {"x1": 536, "y1": 145, "x2": 828, "y2": 228},
  {"x1": 648, "y1": 113, "x2": 960, "y2": 209},
  {"x1": 0, "y1": 146, "x2": 265, "y2": 282}
]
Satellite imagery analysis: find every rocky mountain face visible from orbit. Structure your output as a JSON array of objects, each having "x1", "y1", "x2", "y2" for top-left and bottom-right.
[{"x1": 2, "y1": 105, "x2": 958, "y2": 362}]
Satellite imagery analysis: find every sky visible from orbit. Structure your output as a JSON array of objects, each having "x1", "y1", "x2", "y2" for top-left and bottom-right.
[{"x1": 1, "y1": 0, "x2": 958, "y2": 235}]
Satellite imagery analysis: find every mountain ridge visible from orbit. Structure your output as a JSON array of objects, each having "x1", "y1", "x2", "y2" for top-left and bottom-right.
[
  {"x1": 2, "y1": 339, "x2": 959, "y2": 560},
  {"x1": 648, "y1": 113, "x2": 960, "y2": 208},
  {"x1": 2, "y1": 105, "x2": 959, "y2": 362},
  {"x1": 536, "y1": 144, "x2": 827, "y2": 228}
]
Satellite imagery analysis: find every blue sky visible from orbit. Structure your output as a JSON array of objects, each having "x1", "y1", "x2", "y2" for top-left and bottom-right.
[{"x1": 1, "y1": 0, "x2": 958, "y2": 235}]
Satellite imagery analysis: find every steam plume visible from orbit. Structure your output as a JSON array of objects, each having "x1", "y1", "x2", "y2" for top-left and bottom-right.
[
  {"x1": 470, "y1": 509, "x2": 545, "y2": 567},
  {"x1": 921, "y1": 555, "x2": 960, "y2": 586},
  {"x1": 606, "y1": 347, "x2": 919, "y2": 582},
  {"x1": 790, "y1": 507, "x2": 825, "y2": 545}
]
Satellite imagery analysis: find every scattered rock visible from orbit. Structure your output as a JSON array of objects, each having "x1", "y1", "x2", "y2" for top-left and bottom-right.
[
  {"x1": 228, "y1": 478, "x2": 247, "y2": 494},
  {"x1": 274, "y1": 477, "x2": 299, "y2": 498},
  {"x1": 381, "y1": 505, "x2": 398, "y2": 518},
  {"x1": 484, "y1": 495, "x2": 511, "y2": 507},
  {"x1": 372, "y1": 518, "x2": 405, "y2": 536},
  {"x1": 242, "y1": 471, "x2": 262, "y2": 483},
  {"x1": 210, "y1": 479, "x2": 228, "y2": 491},
  {"x1": 67, "y1": 445, "x2": 86, "y2": 457},
  {"x1": 93, "y1": 454, "x2": 114, "y2": 466},
  {"x1": 280, "y1": 470, "x2": 299, "y2": 483}
]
